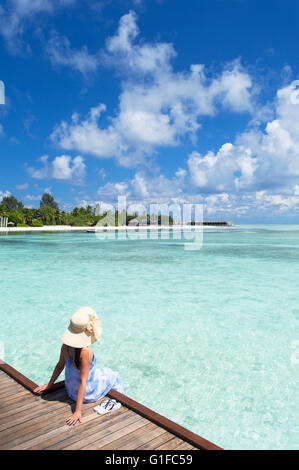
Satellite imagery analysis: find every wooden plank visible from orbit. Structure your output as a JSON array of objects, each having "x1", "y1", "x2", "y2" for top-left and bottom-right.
[
  {"x1": 0, "y1": 394, "x2": 38, "y2": 414},
  {"x1": 0, "y1": 403, "x2": 76, "y2": 448},
  {"x1": 0, "y1": 361, "x2": 64, "y2": 396},
  {"x1": 0, "y1": 370, "x2": 14, "y2": 378},
  {"x1": 156, "y1": 437, "x2": 186, "y2": 450},
  {"x1": 0, "y1": 389, "x2": 31, "y2": 406},
  {"x1": 0, "y1": 380, "x2": 16, "y2": 391},
  {"x1": 0, "y1": 395, "x2": 39, "y2": 415},
  {"x1": 0, "y1": 373, "x2": 20, "y2": 384},
  {"x1": 122, "y1": 426, "x2": 169, "y2": 451},
  {"x1": 0, "y1": 379, "x2": 21, "y2": 389},
  {"x1": 0, "y1": 384, "x2": 29, "y2": 399},
  {"x1": 0, "y1": 393, "x2": 65, "y2": 421},
  {"x1": 11, "y1": 403, "x2": 113, "y2": 450},
  {"x1": 0, "y1": 362, "x2": 38, "y2": 393},
  {"x1": 70, "y1": 415, "x2": 148, "y2": 450},
  {"x1": 0, "y1": 393, "x2": 74, "y2": 432},
  {"x1": 0, "y1": 381, "x2": 32, "y2": 398},
  {"x1": 0, "y1": 376, "x2": 18, "y2": 388},
  {"x1": 136, "y1": 431, "x2": 176, "y2": 450},
  {"x1": 0, "y1": 388, "x2": 26, "y2": 402},
  {"x1": 0, "y1": 390, "x2": 36, "y2": 406},
  {"x1": 0, "y1": 398, "x2": 43, "y2": 420},
  {"x1": 103, "y1": 422, "x2": 167, "y2": 450},
  {"x1": 175, "y1": 441, "x2": 197, "y2": 450},
  {"x1": 41, "y1": 408, "x2": 130, "y2": 450},
  {"x1": 0, "y1": 388, "x2": 70, "y2": 421}
]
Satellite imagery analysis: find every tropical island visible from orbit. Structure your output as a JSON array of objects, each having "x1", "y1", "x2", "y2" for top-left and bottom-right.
[{"x1": 0, "y1": 193, "x2": 175, "y2": 228}]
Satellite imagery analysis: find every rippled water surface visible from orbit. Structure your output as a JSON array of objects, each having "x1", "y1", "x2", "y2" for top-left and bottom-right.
[{"x1": 0, "y1": 225, "x2": 298, "y2": 449}]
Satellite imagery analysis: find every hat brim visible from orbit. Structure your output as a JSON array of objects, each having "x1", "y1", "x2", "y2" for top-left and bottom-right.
[{"x1": 61, "y1": 326, "x2": 102, "y2": 348}]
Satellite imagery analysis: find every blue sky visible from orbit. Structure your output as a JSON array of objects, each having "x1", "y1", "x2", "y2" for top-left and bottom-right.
[{"x1": 1, "y1": 0, "x2": 299, "y2": 222}]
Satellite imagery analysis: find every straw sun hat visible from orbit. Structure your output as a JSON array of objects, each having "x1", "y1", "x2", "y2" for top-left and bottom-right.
[{"x1": 61, "y1": 307, "x2": 102, "y2": 348}]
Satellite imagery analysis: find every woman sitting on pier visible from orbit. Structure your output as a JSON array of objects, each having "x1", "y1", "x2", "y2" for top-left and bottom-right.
[{"x1": 34, "y1": 307, "x2": 125, "y2": 426}]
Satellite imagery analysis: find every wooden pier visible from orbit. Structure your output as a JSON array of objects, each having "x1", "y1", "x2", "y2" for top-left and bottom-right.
[{"x1": 0, "y1": 361, "x2": 222, "y2": 450}]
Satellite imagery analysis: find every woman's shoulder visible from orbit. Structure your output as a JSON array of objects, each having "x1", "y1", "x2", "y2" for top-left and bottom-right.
[
  {"x1": 81, "y1": 347, "x2": 93, "y2": 362},
  {"x1": 60, "y1": 344, "x2": 69, "y2": 359}
]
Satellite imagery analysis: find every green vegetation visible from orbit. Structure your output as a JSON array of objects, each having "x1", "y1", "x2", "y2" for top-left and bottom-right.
[
  {"x1": 40, "y1": 193, "x2": 59, "y2": 210},
  {"x1": 31, "y1": 219, "x2": 43, "y2": 227},
  {"x1": 0, "y1": 194, "x2": 103, "y2": 227},
  {"x1": 0, "y1": 194, "x2": 174, "y2": 227},
  {"x1": 1, "y1": 195, "x2": 24, "y2": 211}
]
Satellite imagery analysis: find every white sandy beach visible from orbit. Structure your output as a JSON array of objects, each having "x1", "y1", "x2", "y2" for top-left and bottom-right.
[{"x1": 0, "y1": 224, "x2": 235, "y2": 233}]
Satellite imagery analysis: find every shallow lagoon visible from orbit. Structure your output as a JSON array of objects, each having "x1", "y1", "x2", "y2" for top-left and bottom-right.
[{"x1": 0, "y1": 225, "x2": 298, "y2": 449}]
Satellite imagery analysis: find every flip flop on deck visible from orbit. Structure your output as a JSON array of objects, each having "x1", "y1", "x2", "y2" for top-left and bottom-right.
[{"x1": 94, "y1": 398, "x2": 121, "y2": 415}]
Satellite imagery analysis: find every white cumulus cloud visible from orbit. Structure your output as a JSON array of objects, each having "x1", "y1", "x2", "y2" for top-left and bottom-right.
[
  {"x1": 51, "y1": 11, "x2": 256, "y2": 167},
  {"x1": 27, "y1": 154, "x2": 86, "y2": 184},
  {"x1": 187, "y1": 80, "x2": 299, "y2": 194}
]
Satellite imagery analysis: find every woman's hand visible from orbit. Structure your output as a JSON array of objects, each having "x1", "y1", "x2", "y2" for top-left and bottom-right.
[
  {"x1": 66, "y1": 411, "x2": 82, "y2": 427},
  {"x1": 33, "y1": 384, "x2": 49, "y2": 394}
]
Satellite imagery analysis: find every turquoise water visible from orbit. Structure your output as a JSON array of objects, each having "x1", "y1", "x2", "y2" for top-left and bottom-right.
[{"x1": 0, "y1": 225, "x2": 298, "y2": 449}]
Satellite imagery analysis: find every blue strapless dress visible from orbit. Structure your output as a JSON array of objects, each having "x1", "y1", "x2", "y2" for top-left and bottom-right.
[{"x1": 65, "y1": 355, "x2": 126, "y2": 403}]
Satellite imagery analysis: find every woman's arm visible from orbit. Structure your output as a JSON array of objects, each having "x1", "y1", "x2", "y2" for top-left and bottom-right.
[
  {"x1": 65, "y1": 348, "x2": 92, "y2": 426},
  {"x1": 33, "y1": 345, "x2": 68, "y2": 394}
]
